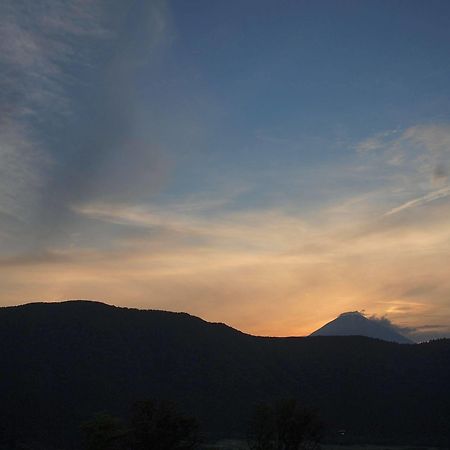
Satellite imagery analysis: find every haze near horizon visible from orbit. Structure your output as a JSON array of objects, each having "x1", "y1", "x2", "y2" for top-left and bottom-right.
[{"x1": 1, "y1": 0, "x2": 450, "y2": 340}]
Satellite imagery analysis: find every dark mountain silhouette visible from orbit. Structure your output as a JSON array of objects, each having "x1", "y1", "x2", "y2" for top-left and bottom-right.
[
  {"x1": 310, "y1": 311, "x2": 414, "y2": 344},
  {"x1": 1, "y1": 301, "x2": 449, "y2": 449}
]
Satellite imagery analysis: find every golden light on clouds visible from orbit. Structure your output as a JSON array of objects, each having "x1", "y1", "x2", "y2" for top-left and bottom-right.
[
  {"x1": 0, "y1": 123, "x2": 449, "y2": 339},
  {"x1": 1, "y1": 0, "x2": 450, "y2": 345},
  {"x1": 3, "y1": 174, "x2": 450, "y2": 338}
]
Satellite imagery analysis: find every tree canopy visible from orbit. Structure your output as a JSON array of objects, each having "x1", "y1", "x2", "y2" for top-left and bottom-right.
[
  {"x1": 83, "y1": 400, "x2": 199, "y2": 450},
  {"x1": 248, "y1": 399, "x2": 322, "y2": 450}
]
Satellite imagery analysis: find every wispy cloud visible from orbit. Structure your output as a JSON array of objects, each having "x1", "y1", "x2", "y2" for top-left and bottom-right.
[
  {"x1": 356, "y1": 129, "x2": 401, "y2": 154},
  {"x1": 355, "y1": 123, "x2": 450, "y2": 217},
  {"x1": 367, "y1": 313, "x2": 416, "y2": 339},
  {"x1": 384, "y1": 185, "x2": 450, "y2": 216},
  {"x1": 1, "y1": 3, "x2": 449, "y2": 340},
  {"x1": 1, "y1": 173, "x2": 450, "y2": 337},
  {"x1": 0, "y1": 119, "x2": 49, "y2": 222},
  {"x1": 0, "y1": 0, "x2": 112, "y2": 228},
  {"x1": 357, "y1": 124, "x2": 450, "y2": 177},
  {"x1": 0, "y1": 0, "x2": 174, "y2": 254},
  {"x1": 5, "y1": 183, "x2": 438, "y2": 336},
  {"x1": 2, "y1": 117, "x2": 449, "y2": 336},
  {"x1": 1, "y1": 120, "x2": 446, "y2": 336},
  {"x1": 363, "y1": 313, "x2": 450, "y2": 343}
]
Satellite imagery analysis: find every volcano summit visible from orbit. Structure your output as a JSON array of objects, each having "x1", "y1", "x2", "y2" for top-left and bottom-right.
[{"x1": 310, "y1": 311, "x2": 414, "y2": 344}]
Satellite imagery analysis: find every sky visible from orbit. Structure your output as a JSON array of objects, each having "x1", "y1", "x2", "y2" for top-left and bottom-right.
[{"x1": 1, "y1": 0, "x2": 450, "y2": 340}]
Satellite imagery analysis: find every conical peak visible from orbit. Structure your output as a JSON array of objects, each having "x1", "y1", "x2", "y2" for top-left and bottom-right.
[
  {"x1": 310, "y1": 311, "x2": 414, "y2": 344},
  {"x1": 338, "y1": 311, "x2": 365, "y2": 318}
]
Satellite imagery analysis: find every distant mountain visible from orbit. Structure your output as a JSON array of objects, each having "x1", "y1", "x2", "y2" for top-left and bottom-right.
[
  {"x1": 0, "y1": 301, "x2": 449, "y2": 449},
  {"x1": 310, "y1": 311, "x2": 414, "y2": 344}
]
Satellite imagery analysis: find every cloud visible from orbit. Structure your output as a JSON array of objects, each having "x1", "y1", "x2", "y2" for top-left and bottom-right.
[
  {"x1": 384, "y1": 185, "x2": 450, "y2": 216},
  {"x1": 354, "y1": 123, "x2": 450, "y2": 219},
  {"x1": 363, "y1": 313, "x2": 450, "y2": 342},
  {"x1": 0, "y1": 0, "x2": 174, "y2": 251},
  {"x1": 357, "y1": 123, "x2": 450, "y2": 175},
  {"x1": 366, "y1": 314, "x2": 416, "y2": 339},
  {"x1": 1, "y1": 192, "x2": 449, "y2": 337},
  {"x1": 407, "y1": 325, "x2": 450, "y2": 342},
  {"x1": 1, "y1": 0, "x2": 448, "y2": 340},
  {"x1": 37, "y1": 0, "x2": 175, "y2": 231},
  {"x1": 356, "y1": 129, "x2": 400, "y2": 154},
  {"x1": 2, "y1": 24, "x2": 450, "y2": 344},
  {"x1": 0, "y1": 0, "x2": 113, "y2": 232},
  {"x1": 0, "y1": 177, "x2": 443, "y2": 337},
  {"x1": 0, "y1": 250, "x2": 71, "y2": 267},
  {"x1": 0, "y1": 119, "x2": 49, "y2": 223},
  {"x1": 7, "y1": 117, "x2": 447, "y2": 337}
]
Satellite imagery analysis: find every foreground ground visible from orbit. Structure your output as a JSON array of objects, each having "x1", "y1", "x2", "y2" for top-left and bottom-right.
[{"x1": 204, "y1": 440, "x2": 441, "y2": 450}]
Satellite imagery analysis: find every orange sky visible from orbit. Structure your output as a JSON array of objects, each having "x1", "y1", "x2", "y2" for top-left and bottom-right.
[
  {"x1": 1, "y1": 2, "x2": 450, "y2": 340},
  {"x1": 2, "y1": 163, "x2": 449, "y2": 337}
]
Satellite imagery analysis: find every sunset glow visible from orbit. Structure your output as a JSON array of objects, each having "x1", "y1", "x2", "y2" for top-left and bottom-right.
[{"x1": 1, "y1": 1, "x2": 450, "y2": 340}]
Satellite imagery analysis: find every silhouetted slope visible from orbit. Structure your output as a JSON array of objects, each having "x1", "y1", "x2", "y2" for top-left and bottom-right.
[
  {"x1": 0, "y1": 301, "x2": 449, "y2": 449},
  {"x1": 310, "y1": 311, "x2": 413, "y2": 343}
]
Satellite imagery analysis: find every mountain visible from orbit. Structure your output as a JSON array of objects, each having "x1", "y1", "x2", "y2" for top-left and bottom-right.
[
  {"x1": 1, "y1": 301, "x2": 449, "y2": 449},
  {"x1": 310, "y1": 311, "x2": 414, "y2": 344}
]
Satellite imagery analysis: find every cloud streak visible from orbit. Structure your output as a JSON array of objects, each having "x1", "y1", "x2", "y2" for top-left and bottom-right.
[
  {"x1": 2, "y1": 119, "x2": 450, "y2": 337},
  {"x1": 0, "y1": 0, "x2": 112, "y2": 230},
  {"x1": 355, "y1": 123, "x2": 450, "y2": 218},
  {"x1": 1, "y1": 176, "x2": 447, "y2": 337},
  {"x1": 384, "y1": 186, "x2": 450, "y2": 216},
  {"x1": 0, "y1": 2, "x2": 449, "y2": 340},
  {"x1": 0, "y1": 0, "x2": 174, "y2": 252}
]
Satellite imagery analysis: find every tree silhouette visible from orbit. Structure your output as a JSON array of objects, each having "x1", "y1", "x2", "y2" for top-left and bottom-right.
[
  {"x1": 248, "y1": 399, "x2": 322, "y2": 450},
  {"x1": 129, "y1": 400, "x2": 199, "y2": 450},
  {"x1": 247, "y1": 403, "x2": 276, "y2": 450},
  {"x1": 83, "y1": 400, "x2": 199, "y2": 450},
  {"x1": 82, "y1": 413, "x2": 126, "y2": 450}
]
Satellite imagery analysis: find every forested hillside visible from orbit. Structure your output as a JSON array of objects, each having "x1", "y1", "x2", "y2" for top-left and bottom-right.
[{"x1": 1, "y1": 301, "x2": 449, "y2": 449}]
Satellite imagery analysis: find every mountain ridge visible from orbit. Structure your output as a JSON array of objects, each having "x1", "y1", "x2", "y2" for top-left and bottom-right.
[
  {"x1": 1, "y1": 300, "x2": 248, "y2": 336},
  {"x1": 310, "y1": 311, "x2": 414, "y2": 344},
  {"x1": 1, "y1": 301, "x2": 449, "y2": 448}
]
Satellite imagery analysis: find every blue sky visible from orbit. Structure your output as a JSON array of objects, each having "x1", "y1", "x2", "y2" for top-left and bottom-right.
[{"x1": 1, "y1": 0, "x2": 450, "y2": 340}]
